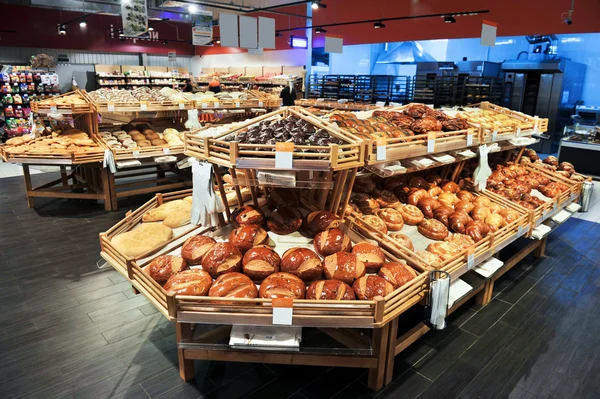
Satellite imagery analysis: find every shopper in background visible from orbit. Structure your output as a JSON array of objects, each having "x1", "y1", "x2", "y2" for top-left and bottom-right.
[
  {"x1": 183, "y1": 78, "x2": 194, "y2": 92},
  {"x1": 279, "y1": 79, "x2": 297, "y2": 106},
  {"x1": 209, "y1": 76, "x2": 221, "y2": 94}
]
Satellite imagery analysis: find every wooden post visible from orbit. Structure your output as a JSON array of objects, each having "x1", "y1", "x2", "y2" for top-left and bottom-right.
[
  {"x1": 368, "y1": 323, "x2": 389, "y2": 391},
  {"x1": 100, "y1": 166, "x2": 113, "y2": 211},
  {"x1": 384, "y1": 317, "x2": 399, "y2": 385},
  {"x1": 60, "y1": 165, "x2": 68, "y2": 187},
  {"x1": 213, "y1": 168, "x2": 231, "y2": 222},
  {"x1": 476, "y1": 280, "x2": 494, "y2": 306},
  {"x1": 22, "y1": 165, "x2": 34, "y2": 208},
  {"x1": 533, "y1": 235, "x2": 547, "y2": 258},
  {"x1": 229, "y1": 168, "x2": 244, "y2": 207},
  {"x1": 176, "y1": 322, "x2": 195, "y2": 381}
]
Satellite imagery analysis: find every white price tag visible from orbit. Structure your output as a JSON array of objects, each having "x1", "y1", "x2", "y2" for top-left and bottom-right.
[
  {"x1": 235, "y1": 102, "x2": 241, "y2": 108},
  {"x1": 179, "y1": 102, "x2": 185, "y2": 110},
  {"x1": 533, "y1": 116, "x2": 539, "y2": 134},
  {"x1": 132, "y1": 150, "x2": 140, "y2": 158},
  {"x1": 492, "y1": 130, "x2": 498, "y2": 141},
  {"x1": 50, "y1": 105, "x2": 57, "y2": 113},
  {"x1": 214, "y1": 102, "x2": 220, "y2": 108},
  {"x1": 107, "y1": 103, "x2": 115, "y2": 112},
  {"x1": 376, "y1": 145, "x2": 387, "y2": 161},
  {"x1": 570, "y1": 192, "x2": 577, "y2": 201},
  {"x1": 467, "y1": 132, "x2": 473, "y2": 146},
  {"x1": 259, "y1": 101, "x2": 264, "y2": 107},
  {"x1": 272, "y1": 298, "x2": 293, "y2": 325},
  {"x1": 163, "y1": 148, "x2": 170, "y2": 154},
  {"x1": 275, "y1": 142, "x2": 294, "y2": 169},
  {"x1": 517, "y1": 225, "x2": 525, "y2": 238},
  {"x1": 427, "y1": 132, "x2": 435, "y2": 153},
  {"x1": 553, "y1": 201, "x2": 558, "y2": 212},
  {"x1": 467, "y1": 248, "x2": 475, "y2": 270},
  {"x1": 140, "y1": 103, "x2": 148, "y2": 111},
  {"x1": 516, "y1": 127, "x2": 521, "y2": 137}
]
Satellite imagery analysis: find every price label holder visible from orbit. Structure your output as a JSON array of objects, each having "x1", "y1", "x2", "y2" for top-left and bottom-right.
[
  {"x1": 163, "y1": 147, "x2": 171, "y2": 155},
  {"x1": 140, "y1": 102, "x2": 148, "y2": 111},
  {"x1": 275, "y1": 142, "x2": 294, "y2": 169},
  {"x1": 202, "y1": 102, "x2": 208, "y2": 109},
  {"x1": 466, "y1": 130, "x2": 474, "y2": 147},
  {"x1": 533, "y1": 116, "x2": 539, "y2": 134},
  {"x1": 49, "y1": 103, "x2": 58, "y2": 113},
  {"x1": 179, "y1": 102, "x2": 185, "y2": 110},
  {"x1": 272, "y1": 298, "x2": 293, "y2": 325},
  {"x1": 553, "y1": 199, "x2": 558, "y2": 212},
  {"x1": 214, "y1": 101, "x2": 220, "y2": 108},
  {"x1": 132, "y1": 150, "x2": 140, "y2": 159},
  {"x1": 466, "y1": 247, "x2": 475, "y2": 270},
  {"x1": 235, "y1": 102, "x2": 241, "y2": 108},
  {"x1": 376, "y1": 137, "x2": 387, "y2": 161},
  {"x1": 107, "y1": 102, "x2": 115, "y2": 112},
  {"x1": 259, "y1": 101, "x2": 264, "y2": 107},
  {"x1": 427, "y1": 270, "x2": 450, "y2": 330},
  {"x1": 492, "y1": 129, "x2": 498, "y2": 142},
  {"x1": 427, "y1": 132, "x2": 435, "y2": 153},
  {"x1": 570, "y1": 192, "x2": 577, "y2": 202},
  {"x1": 516, "y1": 127, "x2": 521, "y2": 137},
  {"x1": 517, "y1": 224, "x2": 525, "y2": 238}
]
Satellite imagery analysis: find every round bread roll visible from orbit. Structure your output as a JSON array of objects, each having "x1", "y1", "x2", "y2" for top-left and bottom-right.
[
  {"x1": 396, "y1": 204, "x2": 424, "y2": 225},
  {"x1": 389, "y1": 232, "x2": 414, "y2": 251},
  {"x1": 353, "y1": 177, "x2": 376, "y2": 194},
  {"x1": 323, "y1": 252, "x2": 366, "y2": 285},
  {"x1": 306, "y1": 279, "x2": 355, "y2": 300},
  {"x1": 280, "y1": 247, "x2": 323, "y2": 282},
  {"x1": 181, "y1": 235, "x2": 217, "y2": 265},
  {"x1": 259, "y1": 272, "x2": 306, "y2": 299},
  {"x1": 127, "y1": 129, "x2": 141, "y2": 136},
  {"x1": 417, "y1": 219, "x2": 449, "y2": 241},
  {"x1": 361, "y1": 215, "x2": 388, "y2": 235},
  {"x1": 352, "y1": 275, "x2": 394, "y2": 300},
  {"x1": 313, "y1": 228, "x2": 352, "y2": 257},
  {"x1": 145, "y1": 133, "x2": 160, "y2": 141},
  {"x1": 201, "y1": 242, "x2": 243, "y2": 278},
  {"x1": 137, "y1": 140, "x2": 152, "y2": 147},
  {"x1": 378, "y1": 262, "x2": 417, "y2": 289},
  {"x1": 352, "y1": 242, "x2": 385, "y2": 273},
  {"x1": 267, "y1": 188, "x2": 300, "y2": 209},
  {"x1": 163, "y1": 269, "x2": 213, "y2": 296},
  {"x1": 228, "y1": 225, "x2": 269, "y2": 254},
  {"x1": 303, "y1": 211, "x2": 340, "y2": 235},
  {"x1": 231, "y1": 205, "x2": 265, "y2": 227},
  {"x1": 208, "y1": 272, "x2": 258, "y2": 299},
  {"x1": 242, "y1": 245, "x2": 281, "y2": 281},
  {"x1": 146, "y1": 255, "x2": 188, "y2": 285},
  {"x1": 151, "y1": 138, "x2": 168, "y2": 146},
  {"x1": 130, "y1": 133, "x2": 145, "y2": 141},
  {"x1": 375, "y1": 208, "x2": 404, "y2": 231},
  {"x1": 267, "y1": 206, "x2": 303, "y2": 235},
  {"x1": 142, "y1": 128, "x2": 156, "y2": 136}
]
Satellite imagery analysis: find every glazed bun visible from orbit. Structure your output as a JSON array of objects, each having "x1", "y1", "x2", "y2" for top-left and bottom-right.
[
  {"x1": 267, "y1": 206, "x2": 303, "y2": 235},
  {"x1": 242, "y1": 245, "x2": 281, "y2": 281},
  {"x1": 313, "y1": 228, "x2": 352, "y2": 257},
  {"x1": 280, "y1": 247, "x2": 323, "y2": 282},
  {"x1": 231, "y1": 205, "x2": 265, "y2": 227},
  {"x1": 303, "y1": 211, "x2": 340, "y2": 235},
  {"x1": 228, "y1": 225, "x2": 269, "y2": 254}
]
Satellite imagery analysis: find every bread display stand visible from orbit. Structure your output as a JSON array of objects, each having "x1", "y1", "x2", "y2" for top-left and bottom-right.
[{"x1": 295, "y1": 99, "x2": 381, "y2": 111}]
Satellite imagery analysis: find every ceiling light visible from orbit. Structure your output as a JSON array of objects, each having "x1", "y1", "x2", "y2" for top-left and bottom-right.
[
  {"x1": 122, "y1": 0, "x2": 130, "y2": 4},
  {"x1": 148, "y1": 26, "x2": 154, "y2": 31},
  {"x1": 58, "y1": 25, "x2": 66, "y2": 35},
  {"x1": 374, "y1": 21, "x2": 385, "y2": 29},
  {"x1": 119, "y1": 29, "x2": 124, "y2": 37},
  {"x1": 312, "y1": 1, "x2": 326, "y2": 9},
  {"x1": 444, "y1": 16, "x2": 456, "y2": 23},
  {"x1": 80, "y1": 19, "x2": 87, "y2": 27},
  {"x1": 315, "y1": 27, "x2": 327, "y2": 34},
  {"x1": 275, "y1": 31, "x2": 283, "y2": 37},
  {"x1": 188, "y1": 4, "x2": 199, "y2": 14},
  {"x1": 216, "y1": 40, "x2": 221, "y2": 44}
]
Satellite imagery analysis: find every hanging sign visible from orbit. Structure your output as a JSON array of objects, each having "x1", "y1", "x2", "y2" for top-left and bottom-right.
[
  {"x1": 325, "y1": 35, "x2": 343, "y2": 54},
  {"x1": 481, "y1": 20, "x2": 498, "y2": 47},
  {"x1": 192, "y1": 10, "x2": 214, "y2": 46},
  {"x1": 121, "y1": 0, "x2": 148, "y2": 37}
]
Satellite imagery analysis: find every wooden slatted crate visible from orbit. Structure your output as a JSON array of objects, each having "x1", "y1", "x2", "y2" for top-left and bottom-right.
[{"x1": 31, "y1": 89, "x2": 95, "y2": 114}]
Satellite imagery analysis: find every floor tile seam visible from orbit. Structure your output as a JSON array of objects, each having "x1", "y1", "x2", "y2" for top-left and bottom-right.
[{"x1": 138, "y1": 383, "x2": 152, "y2": 398}]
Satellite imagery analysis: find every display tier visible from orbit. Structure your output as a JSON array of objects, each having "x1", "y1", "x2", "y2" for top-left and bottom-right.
[
  {"x1": 295, "y1": 99, "x2": 381, "y2": 111},
  {"x1": 30, "y1": 90, "x2": 95, "y2": 114},
  {"x1": 184, "y1": 107, "x2": 364, "y2": 171}
]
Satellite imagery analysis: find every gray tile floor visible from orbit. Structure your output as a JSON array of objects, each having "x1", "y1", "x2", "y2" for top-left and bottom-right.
[{"x1": 0, "y1": 173, "x2": 599, "y2": 399}]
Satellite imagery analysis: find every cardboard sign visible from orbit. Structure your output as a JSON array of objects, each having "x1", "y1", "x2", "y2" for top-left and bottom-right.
[
  {"x1": 275, "y1": 142, "x2": 294, "y2": 169},
  {"x1": 481, "y1": 20, "x2": 498, "y2": 46},
  {"x1": 272, "y1": 298, "x2": 293, "y2": 325}
]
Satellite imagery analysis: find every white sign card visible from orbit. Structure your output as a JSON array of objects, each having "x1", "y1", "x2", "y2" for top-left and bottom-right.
[
  {"x1": 192, "y1": 10, "x2": 213, "y2": 46},
  {"x1": 248, "y1": 48, "x2": 264, "y2": 56},
  {"x1": 220, "y1": 13, "x2": 239, "y2": 48},
  {"x1": 239, "y1": 16, "x2": 258, "y2": 49},
  {"x1": 258, "y1": 16, "x2": 276, "y2": 49},
  {"x1": 481, "y1": 20, "x2": 498, "y2": 47},
  {"x1": 325, "y1": 36, "x2": 343, "y2": 54},
  {"x1": 121, "y1": 0, "x2": 148, "y2": 36}
]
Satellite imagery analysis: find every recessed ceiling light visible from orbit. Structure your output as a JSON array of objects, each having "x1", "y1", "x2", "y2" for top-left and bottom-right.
[
  {"x1": 80, "y1": 20, "x2": 87, "y2": 27},
  {"x1": 312, "y1": 1, "x2": 326, "y2": 9}
]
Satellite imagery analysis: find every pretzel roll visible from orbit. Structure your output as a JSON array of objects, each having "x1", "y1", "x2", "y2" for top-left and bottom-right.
[
  {"x1": 465, "y1": 220, "x2": 490, "y2": 242},
  {"x1": 228, "y1": 226, "x2": 269, "y2": 254},
  {"x1": 181, "y1": 235, "x2": 217, "y2": 265},
  {"x1": 352, "y1": 242, "x2": 386, "y2": 273},
  {"x1": 201, "y1": 242, "x2": 243, "y2": 278},
  {"x1": 378, "y1": 262, "x2": 417, "y2": 289},
  {"x1": 208, "y1": 272, "x2": 258, "y2": 299},
  {"x1": 306, "y1": 279, "x2": 355, "y2": 300},
  {"x1": 408, "y1": 189, "x2": 430, "y2": 206},
  {"x1": 303, "y1": 211, "x2": 340, "y2": 235},
  {"x1": 441, "y1": 181, "x2": 460, "y2": 193},
  {"x1": 313, "y1": 228, "x2": 352, "y2": 257},
  {"x1": 242, "y1": 245, "x2": 281, "y2": 281},
  {"x1": 375, "y1": 208, "x2": 404, "y2": 231},
  {"x1": 352, "y1": 275, "x2": 394, "y2": 300},
  {"x1": 267, "y1": 206, "x2": 303, "y2": 235},
  {"x1": 146, "y1": 255, "x2": 188, "y2": 285},
  {"x1": 448, "y1": 211, "x2": 473, "y2": 234},
  {"x1": 323, "y1": 252, "x2": 366, "y2": 285},
  {"x1": 259, "y1": 272, "x2": 306, "y2": 299},
  {"x1": 417, "y1": 219, "x2": 449, "y2": 241},
  {"x1": 389, "y1": 232, "x2": 415, "y2": 251},
  {"x1": 433, "y1": 205, "x2": 454, "y2": 227},
  {"x1": 163, "y1": 269, "x2": 213, "y2": 296},
  {"x1": 280, "y1": 247, "x2": 323, "y2": 282},
  {"x1": 396, "y1": 204, "x2": 424, "y2": 225},
  {"x1": 231, "y1": 205, "x2": 265, "y2": 227},
  {"x1": 456, "y1": 190, "x2": 475, "y2": 202},
  {"x1": 267, "y1": 188, "x2": 300, "y2": 209}
]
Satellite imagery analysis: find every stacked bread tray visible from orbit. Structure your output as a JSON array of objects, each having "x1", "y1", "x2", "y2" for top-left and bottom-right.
[
  {"x1": 30, "y1": 90, "x2": 95, "y2": 114},
  {"x1": 184, "y1": 106, "x2": 364, "y2": 171}
]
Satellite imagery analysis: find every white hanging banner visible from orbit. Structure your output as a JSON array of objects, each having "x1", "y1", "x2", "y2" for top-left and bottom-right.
[
  {"x1": 325, "y1": 35, "x2": 343, "y2": 54},
  {"x1": 258, "y1": 16, "x2": 276, "y2": 49},
  {"x1": 239, "y1": 16, "x2": 258, "y2": 49},
  {"x1": 121, "y1": 0, "x2": 148, "y2": 37},
  {"x1": 192, "y1": 10, "x2": 214, "y2": 46},
  {"x1": 248, "y1": 48, "x2": 264, "y2": 56},
  {"x1": 220, "y1": 13, "x2": 239, "y2": 48},
  {"x1": 481, "y1": 20, "x2": 498, "y2": 47}
]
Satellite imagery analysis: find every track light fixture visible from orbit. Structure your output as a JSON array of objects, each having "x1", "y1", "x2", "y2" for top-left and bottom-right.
[
  {"x1": 315, "y1": 27, "x2": 327, "y2": 34},
  {"x1": 58, "y1": 25, "x2": 66, "y2": 35},
  {"x1": 119, "y1": 29, "x2": 124, "y2": 37},
  {"x1": 444, "y1": 16, "x2": 456, "y2": 23},
  {"x1": 163, "y1": 40, "x2": 168, "y2": 44},
  {"x1": 275, "y1": 31, "x2": 283, "y2": 37},
  {"x1": 216, "y1": 39, "x2": 221, "y2": 44},
  {"x1": 79, "y1": 19, "x2": 87, "y2": 27},
  {"x1": 374, "y1": 21, "x2": 385, "y2": 28},
  {"x1": 148, "y1": 26, "x2": 154, "y2": 31},
  {"x1": 312, "y1": 1, "x2": 326, "y2": 9}
]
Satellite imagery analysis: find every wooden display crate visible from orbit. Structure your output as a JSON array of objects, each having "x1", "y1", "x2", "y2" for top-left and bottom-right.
[
  {"x1": 95, "y1": 127, "x2": 187, "y2": 161},
  {"x1": 31, "y1": 90, "x2": 95, "y2": 114},
  {"x1": 185, "y1": 107, "x2": 364, "y2": 171},
  {"x1": 347, "y1": 189, "x2": 532, "y2": 282}
]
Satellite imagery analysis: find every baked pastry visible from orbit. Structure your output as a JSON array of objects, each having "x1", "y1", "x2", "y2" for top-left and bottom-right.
[
  {"x1": 454, "y1": 200, "x2": 475, "y2": 214},
  {"x1": 417, "y1": 219, "x2": 449, "y2": 241},
  {"x1": 411, "y1": 117, "x2": 442, "y2": 134},
  {"x1": 445, "y1": 233, "x2": 475, "y2": 250},
  {"x1": 323, "y1": 252, "x2": 366, "y2": 285},
  {"x1": 417, "y1": 197, "x2": 442, "y2": 219},
  {"x1": 372, "y1": 189, "x2": 400, "y2": 208},
  {"x1": 201, "y1": 242, "x2": 243, "y2": 278},
  {"x1": 485, "y1": 213, "x2": 506, "y2": 232},
  {"x1": 409, "y1": 176, "x2": 429, "y2": 188},
  {"x1": 208, "y1": 272, "x2": 258, "y2": 299},
  {"x1": 500, "y1": 209, "x2": 520, "y2": 224},
  {"x1": 437, "y1": 192, "x2": 458, "y2": 208},
  {"x1": 350, "y1": 193, "x2": 380, "y2": 214},
  {"x1": 306, "y1": 280, "x2": 355, "y2": 300},
  {"x1": 426, "y1": 241, "x2": 460, "y2": 261},
  {"x1": 558, "y1": 161, "x2": 575, "y2": 174},
  {"x1": 425, "y1": 173, "x2": 443, "y2": 186},
  {"x1": 396, "y1": 204, "x2": 424, "y2": 225},
  {"x1": 378, "y1": 262, "x2": 417, "y2": 289},
  {"x1": 428, "y1": 186, "x2": 443, "y2": 198},
  {"x1": 353, "y1": 177, "x2": 376, "y2": 194},
  {"x1": 389, "y1": 232, "x2": 414, "y2": 251},
  {"x1": 343, "y1": 202, "x2": 361, "y2": 217},
  {"x1": 228, "y1": 225, "x2": 269, "y2": 254},
  {"x1": 415, "y1": 250, "x2": 443, "y2": 267},
  {"x1": 111, "y1": 223, "x2": 173, "y2": 258},
  {"x1": 181, "y1": 235, "x2": 217, "y2": 265},
  {"x1": 375, "y1": 208, "x2": 404, "y2": 231},
  {"x1": 472, "y1": 196, "x2": 491, "y2": 207},
  {"x1": 393, "y1": 185, "x2": 411, "y2": 203},
  {"x1": 433, "y1": 205, "x2": 454, "y2": 227},
  {"x1": 465, "y1": 220, "x2": 490, "y2": 242},
  {"x1": 242, "y1": 245, "x2": 281, "y2": 281},
  {"x1": 314, "y1": 228, "x2": 353, "y2": 257},
  {"x1": 361, "y1": 215, "x2": 388, "y2": 235},
  {"x1": 383, "y1": 175, "x2": 408, "y2": 191},
  {"x1": 267, "y1": 206, "x2": 303, "y2": 235},
  {"x1": 408, "y1": 189, "x2": 430, "y2": 206},
  {"x1": 352, "y1": 242, "x2": 385, "y2": 273},
  {"x1": 146, "y1": 255, "x2": 188, "y2": 285},
  {"x1": 456, "y1": 190, "x2": 475, "y2": 202},
  {"x1": 488, "y1": 203, "x2": 503, "y2": 214},
  {"x1": 259, "y1": 272, "x2": 306, "y2": 299},
  {"x1": 163, "y1": 269, "x2": 213, "y2": 296},
  {"x1": 267, "y1": 189, "x2": 300, "y2": 209},
  {"x1": 352, "y1": 275, "x2": 395, "y2": 300},
  {"x1": 280, "y1": 247, "x2": 323, "y2": 282},
  {"x1": 405, "y1": 104, "x2": 430, "y2": 118},
  {"x1": 471, "y1": 205, "x2": 490, "y2": 222},
  {"x1": 543, "y1": 155, "x2": 558, "y2": 167},
  {"x1": 448, "y1": 211, "x2": 472, "y2": 234},
  {"x1": 441, "y1": 181, "x2": 460, "y2": 193},
  {"x1": 524, "y1": 148, "x2": 539, "y2": 162},
  {"x1": 303, "y1": 211, "x2": 340, "y2": 235},
  {"x1": 231, "y1": 205, "x2": 265, "y2": 227}
]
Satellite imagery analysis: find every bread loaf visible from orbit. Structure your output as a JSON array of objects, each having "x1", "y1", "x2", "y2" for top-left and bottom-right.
[
  {"x1": 303, "y1": 211, "x2": 340, "y2": 235},
  {"x1": 146, "y1": 255, "x2": 188, "y2": 285},
  {"x1": 208, "y1": 272, "x2": 258, "y2": 298},
  {"x1": 228, "y1": 225, "x2": 269, "y2": 254},
  {"x1": 323, "y1": 252, "x2": 366, "y2": 285},
  {"x1": 378, "y1": 262, "x2": 417, "y2": 289},
  {"x1": 163, "y1": 269, "x2": 213, "y2": 296},
  {"x1": 242, "y1": 245, "x2": 281, "y2": 281},
  {"x1": 306, "y1": 279, "x2": 355, "y2": 300},
  {"x1": 352, "y1": 242, "x2": 385, "y2": 273},
  {"x1": 259, "y1": 272, "x2": 306, "y2": 299},
  {"x1": 280, "y1": 247, "x2": 323, "y2": 282},
  {"x1": 313, "y1": 228, "x2": 352, "y2": 257},
  {"x1": 181, "y1": 235, "x2": 217, "y2": 265},
  {"x1": 231, "y1": 205, "x2": 265, "y2": 227},
  {"x1": 352, "y1": 275, "x2": 394, "y2": 300},
  {"x1": 201, "y1": 242, "x2": 243, "y2": 278},
  {"x1": 111, "y1": 223, "x2": 173, "y2": 258}
]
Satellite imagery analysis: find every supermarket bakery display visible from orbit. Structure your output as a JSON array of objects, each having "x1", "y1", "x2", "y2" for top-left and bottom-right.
[
  {"x1": 3, "y1": 125, "x2": 101, "y2": 155},
  {"x1": 98, "y1": 123, "x2": 186, "y2": 151}
]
